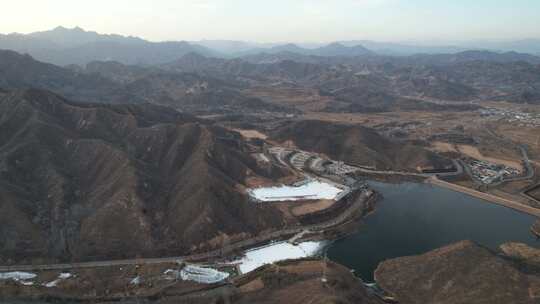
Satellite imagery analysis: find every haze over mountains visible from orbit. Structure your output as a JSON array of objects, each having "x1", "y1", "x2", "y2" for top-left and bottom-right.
[
  {"x1": 197, "y1": 39, "x2": 540, "y2": 57},
  {"x1": 2, "y1": 26, "x2": 540, "y2": 66},
  {"x1": 0, "y1": 26, "x2": 217, "y2": 66},
  {"x1": 2, "y1": 37, "x2": 540, "y2": 113},
  {"x1": 1, "y1": 19, "x2": 540, "y2": 304}
]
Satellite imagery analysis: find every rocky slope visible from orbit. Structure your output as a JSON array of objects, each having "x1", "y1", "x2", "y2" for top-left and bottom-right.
[
  {"x1": 0, "y1": 89, "x2": 288, "y2": 264},
  {"x1": 375, "y1": 240, "x2": 540, "y2": 304}
]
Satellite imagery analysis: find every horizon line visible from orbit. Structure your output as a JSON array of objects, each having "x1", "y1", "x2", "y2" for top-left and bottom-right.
[{"x1": 2, "y1": 25, "x2": 540, "y2": 47}]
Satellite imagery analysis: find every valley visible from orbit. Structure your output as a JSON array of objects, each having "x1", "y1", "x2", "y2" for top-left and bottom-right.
[{"x1": 1, "y1": 25, "x2": 540, "y2": 304}]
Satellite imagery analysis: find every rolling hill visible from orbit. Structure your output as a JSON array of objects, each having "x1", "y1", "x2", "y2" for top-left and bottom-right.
[{"x1": 270, "y1": 120, "x2": 454, "y2": 172}]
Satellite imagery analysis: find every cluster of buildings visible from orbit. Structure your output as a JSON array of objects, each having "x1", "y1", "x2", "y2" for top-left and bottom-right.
[
  {"x1": 479, "y1": 108, "x2": 540, "y2": 127},
  {"x1": 466, "y1": 158, "x2": 521, "y2": 184},
  {"x1": 266, "y1": 146, "x2": 359, "y2": 178}
]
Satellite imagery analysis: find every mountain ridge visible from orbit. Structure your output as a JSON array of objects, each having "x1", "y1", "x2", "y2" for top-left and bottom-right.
[
  {"x1": 2, "y1": 26, "x2": 540, "y2": 67},
  {"x1": 0, "y1": 26, "x2": 218, "y2": 65},
  {"x1": 0, "y1": 88, "x2": 287, "y2": 264}
]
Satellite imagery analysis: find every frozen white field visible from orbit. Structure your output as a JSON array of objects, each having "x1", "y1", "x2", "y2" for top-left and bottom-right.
[
  {"x1": 236, "y1": 241, "x2": 326, "y2": 274},
  {"x1": 249, "y1": 180, "x2": 343, "y2": 202},
  {"x1": 0, "y1": 271, "x2": 36, "y2": 281},
  {"x1": 180, "y1": 265, "x2": 230, "y2": 284}
]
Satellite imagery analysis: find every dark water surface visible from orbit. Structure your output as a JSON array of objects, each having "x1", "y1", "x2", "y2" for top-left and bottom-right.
[{"x1": 327, "y1": 181, "x2": 539, "y2": 281}]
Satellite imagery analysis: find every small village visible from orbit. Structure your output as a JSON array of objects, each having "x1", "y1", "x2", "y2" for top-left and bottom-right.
[
  {"x1": 465, "y1": 158, "x2": 522, "y2": 184},
  {"x1": 479, "y1": 107, "x2": 540, "y2": 127}
]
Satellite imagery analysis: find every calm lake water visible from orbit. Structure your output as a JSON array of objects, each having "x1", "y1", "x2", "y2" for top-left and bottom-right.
[{"x1": 327, "y1": 181, "x2": 540, "y2": 281}]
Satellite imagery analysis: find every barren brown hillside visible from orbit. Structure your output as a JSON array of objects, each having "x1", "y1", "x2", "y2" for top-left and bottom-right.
[
  {"x1": 0, "y1": 89, "x2": 287, "y2": 264},
  {"x1": 375, "y1": 241, "x2": 540, "y2": 304}
]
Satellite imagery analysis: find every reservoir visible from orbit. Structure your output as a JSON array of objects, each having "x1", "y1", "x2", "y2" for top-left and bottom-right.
[{"x1": 327, "y1": 181, "x2": 540, "y2": 281}]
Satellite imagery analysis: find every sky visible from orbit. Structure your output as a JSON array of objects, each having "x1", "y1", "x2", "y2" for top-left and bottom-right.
[{"x1": 2, "y1": 0, "x2": 540, "y2": 43}]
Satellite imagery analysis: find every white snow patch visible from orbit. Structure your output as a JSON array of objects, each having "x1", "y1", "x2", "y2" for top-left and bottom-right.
[
  {"x1": 163, "y1": 269, "x2": 178, "y2": 280},
  {"x1": 0, "y1": 272, "x2": 37, "y2": 281},
  {"x1": 44, "y1": 280, "x2": 60, "y2": 288},
  {"x1": 236, "y1": 241, "x2": 326, "y2": 274},
  {"x1": 43, "y1": 272, "x2": 73, "y2": 288},
  {"x1": 249, "y1": 181, "x2": 343, "y2": 202},
  {"x1": 258, "y1": 153, "x2": 270, "y2": 162},
  {"x1": 163, "y1": 269, "x2": 175, "y2": 275},
  {"x1": 58, "y1": 273, "x2": 72, "y2": 279}
]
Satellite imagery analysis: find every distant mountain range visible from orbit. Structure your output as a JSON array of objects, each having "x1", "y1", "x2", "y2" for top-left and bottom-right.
[
  {"x1": 0, "y1": 26, "x2": 217, "y2": 66},
  {"x1": 231, "y1": 42, "x2": 374, "y2": 58},
  {"x1": 0, "y1": 27, "x2": 375, "y2": 65},
  {"x1": 0, "y1": 49, "x2": 296, "y2": 114},
  {"x1": 3, "y1": 46, "x2": 540, "y2": 107},
  {"x1": 402, "y1": 50, "x2": 540, "y2": 65},
  {"x1": 3, "y1": 26, "x2": 540, "y2": 67},
  {"x1": 194, "y1": 39, "x2": 540, "y2": 57}
]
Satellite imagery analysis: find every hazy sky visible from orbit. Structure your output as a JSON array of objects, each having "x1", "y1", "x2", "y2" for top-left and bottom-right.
[{"x1": 2, "y1": 0, "x2": 540, "y2": 42}]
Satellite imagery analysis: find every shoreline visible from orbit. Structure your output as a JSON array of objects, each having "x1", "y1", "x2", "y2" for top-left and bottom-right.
[{"x1": 426, "y1": 176, "x2": 540, "y2": 218}]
